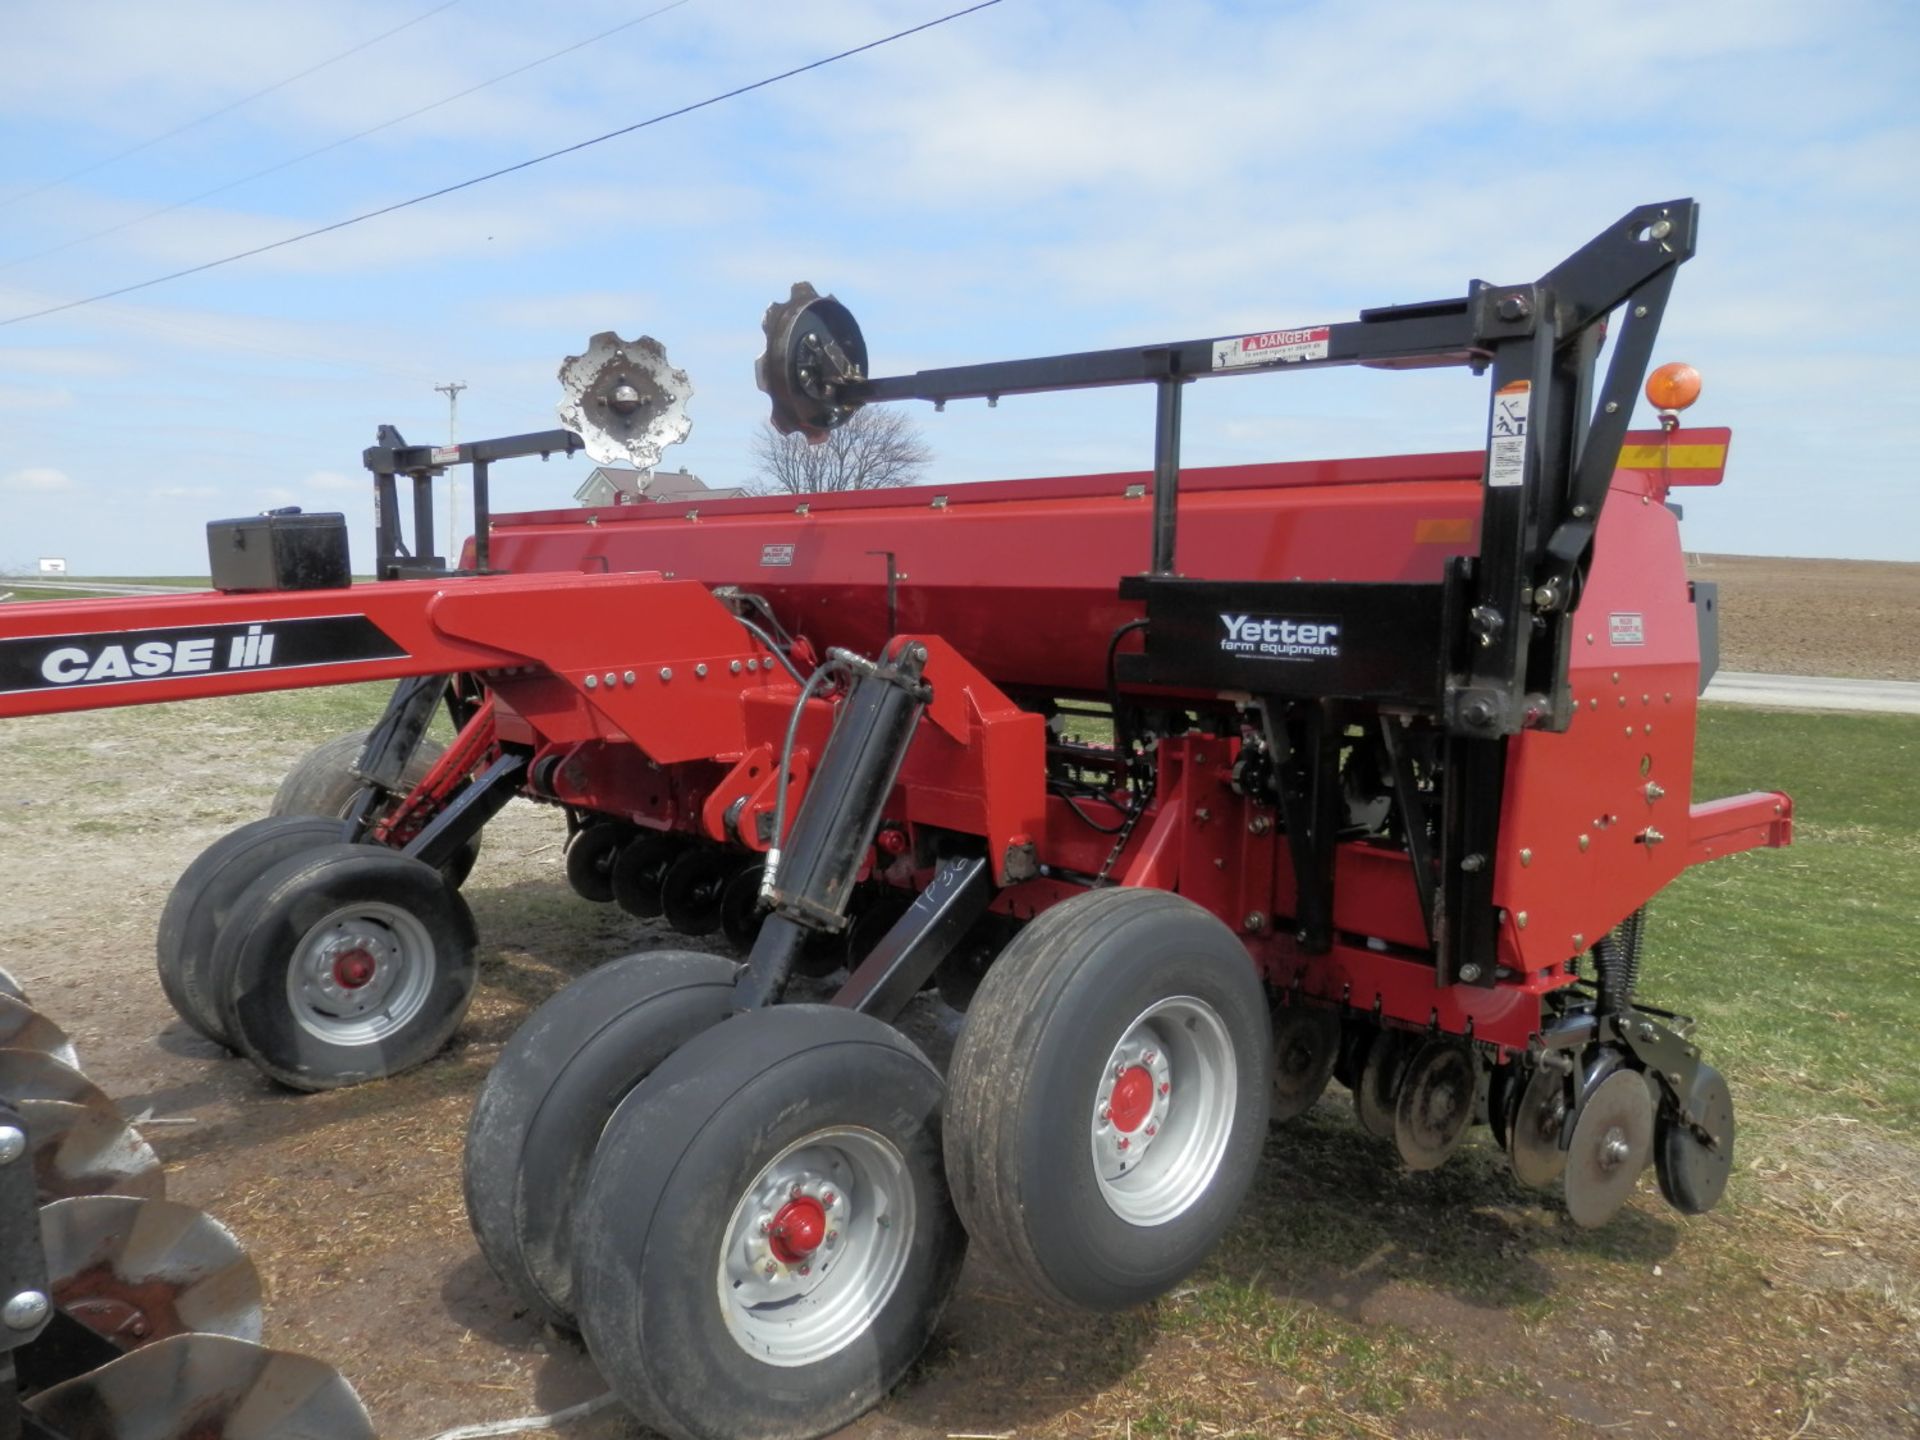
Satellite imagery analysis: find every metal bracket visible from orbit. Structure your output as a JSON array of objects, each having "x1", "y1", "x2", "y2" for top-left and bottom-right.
[
  {"x1": 401, "y1": 752, "x2": 526, "y2": 870},
  {"x1": 831, "y1": 856, "x2": 993, "y2": 1022}
]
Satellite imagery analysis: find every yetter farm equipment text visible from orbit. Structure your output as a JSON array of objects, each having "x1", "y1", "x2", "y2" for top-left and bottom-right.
[{"x1": 0, "y1": 200, "x2": 1790, "y2": 1440}]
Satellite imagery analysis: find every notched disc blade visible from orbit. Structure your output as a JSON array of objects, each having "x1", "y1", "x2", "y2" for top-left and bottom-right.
[
  {"x1": 0, "y1": 963, "x2": 27, "y2": 1004},
  {"x1": 1563, "y1": 1067, "x2": 1655, "y2": 1229},
  {"x1": 26, "y1": 1332, "x2": 375, "y2": 1440},
  {"x1": 0, "y1": 1047, "x2": 100, "y2": 1105},
  {"x1": 659, "y1": 848, "x2": 734, "y2": 939},
  {"x1": 17, "y1": 1096, "x2": 164, "y2": 1204},
  {"x1": 0, "y1": 993, "x2": 80, "y2": 1069},
  {"x1": 1507, "y1": 1064, "x2": 1571, "y2": 1189},
  {"x1": 1655, "y1": 1060, "x2": 1735, "y2": 1216},
  {"x1": 1269, "y1": 1005, "x2": 1340, "y2": 1122},
  {"x1": 1394, "y1": 1040, "x2": 1476, "y2": 1171},
  {"x1": 41, "y1": 1196, "x2": 263, "y2": 1350},
  {"x1": 1353, "y1": 1029, "x2": 1408, "y2": 1141},
  {"x1": 720, "y1": 864, "x2": 767, "y2": 950},
  {"x1": 1486, "y1": 1060, "x2": 1518, "y2": 1154},
  {"x1": 557, "y1": 331, "x2": 693, "y2": 470},
  {"x1": 755, "y1": 281, "x2": 868, "y2": 441}
]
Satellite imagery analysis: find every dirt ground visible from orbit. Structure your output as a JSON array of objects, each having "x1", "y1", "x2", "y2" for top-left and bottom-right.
[
  {"x1": 2, "y1": 694, "x2": 1916, "y2": 1440},
  {"x1": 1688, "y1": 554, "x2": 1920, "y2": 681}
]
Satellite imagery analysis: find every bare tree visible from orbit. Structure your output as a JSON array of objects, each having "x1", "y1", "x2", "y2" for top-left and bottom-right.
[{"x1": 749, "y1": 407, "x2": 932, "y2": 495}]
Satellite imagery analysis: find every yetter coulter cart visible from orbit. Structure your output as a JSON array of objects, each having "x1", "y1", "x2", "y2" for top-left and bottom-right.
[{"x1": 0, "y1": 201, "x2": 1789, "y2": 1440}]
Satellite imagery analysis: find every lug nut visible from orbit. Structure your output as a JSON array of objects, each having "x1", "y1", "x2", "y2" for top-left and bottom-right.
[
  {"x1": 764, "y1": 1261, "x2": 778, "y2": 1277},
  {"x1": 1117, "y1": 1136, "x2": 1130, "y2": 1151},
  {"x1": 1145, "y1": 1123, "x2": 1157, "y2": 1137},
  {"x1": 798, "y1": 1263, "x2": 811, "y2": 1276},
  {"x1": 1159, "y1": 1081, "x2": 1170, "y2": 1096},
  {"x1": 821, "y1": 1191, "x2": 836, "y2": 1208}
]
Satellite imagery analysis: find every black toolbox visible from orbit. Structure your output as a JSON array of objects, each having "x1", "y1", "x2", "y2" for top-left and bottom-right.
[{"x1": 207, "y1": 508, "x2": 352, "y2": 592}]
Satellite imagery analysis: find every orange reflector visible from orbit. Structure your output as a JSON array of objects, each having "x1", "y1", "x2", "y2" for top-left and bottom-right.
[
  {"x1": 1414, "y1": 518, "x2": 1474, "y2": 544},
  {"x1": 1645, "y1": 362, "x2": 1701, "y2": 412}
]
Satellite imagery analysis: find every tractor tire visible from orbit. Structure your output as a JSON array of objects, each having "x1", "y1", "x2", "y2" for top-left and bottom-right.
[
  {"x1": 213, "y1": 844, "x2": 478, "y2": 1091},
  {"x1": 563, "y1": 821, "x2": 632, "y2": 904},
  {"x1": 463, "y1": 952, "x2": 737, "y2": 1328},
  {"x1": 156, "y1": 816, "x2": 351, "y2": 1048},
  {"x1": 572, "y1": 1006, "x2": 966, "y2": 1440},
  {"x1": 270, "y1": 729, "x2": 481, "y2": 889},
  {"x1": 943, "y1": 888, "x2": 1270, "y2": 1311}
]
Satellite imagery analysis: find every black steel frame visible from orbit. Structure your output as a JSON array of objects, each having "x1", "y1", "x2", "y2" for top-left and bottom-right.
[{"x1": 821, "y1": 199, "x2": 1699, "y2": 987}]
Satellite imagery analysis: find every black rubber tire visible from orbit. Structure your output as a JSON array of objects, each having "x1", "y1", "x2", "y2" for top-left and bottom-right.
[
  {"x1": 564, "y1": 821, "x2": 633, "y2": 904},
  {"x1": 611, "y1": 834, "x2": 686, "y2": 920},
  {"x1": 156, "y1": 816, "x2": 350, "y2": 1048},
  {"x1": 214, "y1": 844, "x2": 478, "y2": 1091},
  {"x1": 573, "y1": 1005, "x2": 966, "y2": 1440},
  {"x1": 942, "y1": 888, "x2": 1271, "y2": 1311},
  {"x1": 270, "y1": 728, "x2": 481, "y2": 889},
  {"x1": 463, "y1": 952, "x2": 737, "y2": 1328}
]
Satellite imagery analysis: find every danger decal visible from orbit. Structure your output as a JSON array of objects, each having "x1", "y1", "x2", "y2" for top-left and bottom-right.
[
  {"x1": 0, "y1": 615, "x2": 408, "y2": 695},
  {"x1": 1212, "y1": 326, "x2": 1330, "y2": 370}
]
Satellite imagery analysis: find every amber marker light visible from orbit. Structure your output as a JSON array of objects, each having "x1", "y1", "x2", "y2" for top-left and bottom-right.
[{"x1": 1645, "y1": 361, "x2": 1702, "y2": 413}]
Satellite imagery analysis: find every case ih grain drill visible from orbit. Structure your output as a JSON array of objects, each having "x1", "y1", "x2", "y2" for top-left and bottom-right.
[{"x1": 0, "y1": 200, "x2": 1790, "y2": 1440}]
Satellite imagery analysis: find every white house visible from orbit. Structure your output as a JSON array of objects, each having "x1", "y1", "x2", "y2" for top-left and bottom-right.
[{"x1": 572, "y1": 466, "x2": 748, "y2": 507}]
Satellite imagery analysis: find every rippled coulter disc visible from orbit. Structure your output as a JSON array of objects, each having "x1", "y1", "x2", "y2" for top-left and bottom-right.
[
  {"x1": 16, "y1": 1095, "x2": 164, "y2": 1203},
  {"x1": 25, "y1": 1332, "x2": 376, "y2": 1440},
  {"x1": 41, "y1": 1196, "x2": 263, "y2": 1350},
  {"x1": 0, "y1": 993, "x2": 80, "y2": 1069}
]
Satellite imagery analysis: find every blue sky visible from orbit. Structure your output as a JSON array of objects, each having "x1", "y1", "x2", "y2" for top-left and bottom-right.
[{"x1": 1, "y1": 0, "x2": 1915, "y2": 573}]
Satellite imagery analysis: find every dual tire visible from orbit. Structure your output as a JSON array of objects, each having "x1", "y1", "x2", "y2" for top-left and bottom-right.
[{"x1": 154, "y1": 729, "x2": 483, "y2": 1089}]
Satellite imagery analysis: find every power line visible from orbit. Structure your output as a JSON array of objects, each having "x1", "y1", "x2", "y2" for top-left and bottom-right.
[
  {"x1": 0, "y1": 1, "x2": 1005, "y2": 330},
  {"x1": 0, "y1": 0, "x2": 466, "y2": 211},
  {"x1": 0, "y1": 0, "x2": 698, "y2": 274}
]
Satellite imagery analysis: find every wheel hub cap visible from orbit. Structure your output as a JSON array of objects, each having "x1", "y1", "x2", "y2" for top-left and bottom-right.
[
  {"x1": 330, "y1": 949, "x2": 377, "y2": 990},
  {"x1": 1108, "y1": 1065, "x2": 1156, "y2": 1133},
  {"x1": 767, "y1": 1196, "x2": 827, "y2": 1264}
]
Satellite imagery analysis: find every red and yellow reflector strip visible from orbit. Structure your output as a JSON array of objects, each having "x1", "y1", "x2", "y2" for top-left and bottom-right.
[{"x1": 1614, "y1": 427, "x2": 1732, "y2": 486}]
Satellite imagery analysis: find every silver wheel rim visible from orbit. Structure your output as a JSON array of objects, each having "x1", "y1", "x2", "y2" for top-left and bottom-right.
[
  {"x1": 284, "y1": 901, "x2": 435, "y2": 1046},
  {"x1": 1089, "y1": 995, "x2": 1237, "y2": 1226},
  {"x1": 715, "y1": 1125, "x2": 914, "y2": 1368}
]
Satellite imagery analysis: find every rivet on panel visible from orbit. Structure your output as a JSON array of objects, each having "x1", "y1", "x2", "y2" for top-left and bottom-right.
[
  {"x1": 623, "y1": 671, "x2": 636, "y2": 686},
  {"x1": 584, "y1": 674, "x2": 598, "y2": 690},
  {"x1": 660, "y1": 667, "x2": 673, "y2": 681},
  {"x1": 731, "y1": 660, "x2": 743, "y2": 675},
  {"x1": 696, "y1": 663, "x2": 709, "y2": 678},
  {"x1": 1519, "y1": 848, "x2": 1532, "y2": 867},
  {"x1": 1578, "y1": 834, "x2": 1590, "y2": 851},
  {"x1": 1516, "y1": 911, "x2": 1529, "y2": 929}
]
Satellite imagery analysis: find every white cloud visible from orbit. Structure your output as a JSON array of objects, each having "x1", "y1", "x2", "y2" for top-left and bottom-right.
[{"x1": 2, "y1": 467, "x2": 72, "y2": 491}]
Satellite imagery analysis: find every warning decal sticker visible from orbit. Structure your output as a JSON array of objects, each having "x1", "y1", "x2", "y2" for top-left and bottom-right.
[
  {"x1": 1609, "y1": 612, "x2": 1646, "y2": 647},
  {"x1": 1212, "y1": 326, "x2": 1330, "y2": 370},
  {"x1": 759, "y1": 543, "x2": 795, "y2": 567},
  {"x1": 1486, "y1": 379, "x2": 1531, "y2": 488}
]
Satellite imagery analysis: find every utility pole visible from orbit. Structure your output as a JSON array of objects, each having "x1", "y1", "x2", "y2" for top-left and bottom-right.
[{"x1": 435, "y1": 381, "x2": 467, "y2": 561}]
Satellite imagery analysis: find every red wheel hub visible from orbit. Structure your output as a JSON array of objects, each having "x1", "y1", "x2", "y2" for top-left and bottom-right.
[
  {"x1": 768, "y1": 1196, "x2": 828, "y2": 1264},
  {"x1": 332, "y1": 949, "x2": 378, "y2": 990},
  {"x1": 1108, "y1": 1065, "x2": 1156, "y2": 1133}
]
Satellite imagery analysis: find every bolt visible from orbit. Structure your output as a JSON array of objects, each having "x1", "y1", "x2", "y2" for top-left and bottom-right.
[
  {"x1": 1497, "y1": 293, "x2": 1531, "y2": 322},
  {"x1": 3, "y1": 1291, "x2": 48, "y2": 1331},
  {"x1": 1516, "y1": 911, "x2": 1529, "y2": 929},
  {"x1": 764, "y1": 1261, "x2": 778, "y2": 1276},
  {"x1": 1099, "y1": 1105, "x2": 1111, "y2": 1122},
  {"x1": 1458, "y1": 963, "x2": 1482, "y2": 983},
  {"x1": 1519, "y1": 847, "x2": 1533, "y2": 867},
  {"x1": 1194, "y1": 806, "x2": 1211, "y2": 822},
  {"x1": 1460, "y1": 853, "x2": 1486, "y2": 873},
  {"x1": 660, "y1": 667, "x2": 673, "y2": 681},
  {"x1": 1572, "y1": 933, "x2": 1585, "y2": 950},
  {"x1": 1462, "y1": 697, "x2": 1496, "y2": 728},
  {"x1": 1579, "y1": 834, "x2": 1590, "y2": 852},
  {"x1": 696, "y1": 663, "x2": 709, "y2": 678},
  {"x1": 1604, "y1": 400, "x2": 1619, "y2": 414},
  {"x1": 798, "y1": 1263, "x2": 811, "y2": 1276},
  {"x1": 1573, "y1": 504, "x2": 1589, "y2": 518},
  {"x1": 1145, "y1": 1123, "x2": 1158, "y2": 1137},
  {"x1": 1634, "y1": 304, "x2": 1649, "y2": 318},
  {"x1": 1248, "y1": 814, "x2": 1272, "y2": 835},
  {"x1": 1114, "y1": 1061, "x2": 1129, "y2": 1079},
  {"x1": 1159, "y1": 1081, "x2": 1170, "y2": 1096},
  {"x1": 0, "y1": 1125, "x2": 23, "y2": 1165},
  {"x1": 826, "y1": 1230, "x2": 838, "y2": 1244},
  {"x1": 584, "y1": 674, "x2": 598, "y2": 690},
  {"x1": 1117, "y1": 1136, "x2": 1130, "y2": 1151},
  {"x1": 623, "y1": 670, "x2": 636, "y2": 686},
  {"x1": 747, "y1": 658, "x2": 760, "y2": 672},
  {"x1": 759, "y1": 1220, "x2": 770, "y2": 1234},
  {"x1": 731, "y1": 660, "x2": 743, "y2": 674},
  {"x1": 1645, "y1": 781, "x2": 1666, "y2": 802},
  {"x1": 1142, "y1": 1050, "x2": 1157, "y2": 1065},
  {"x1": 821, "y1": 1191, "x2": 836, "y2": 1208},
  {"x1": 1244, "y1": 911, "x2": 1265, "y2": 932}
]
